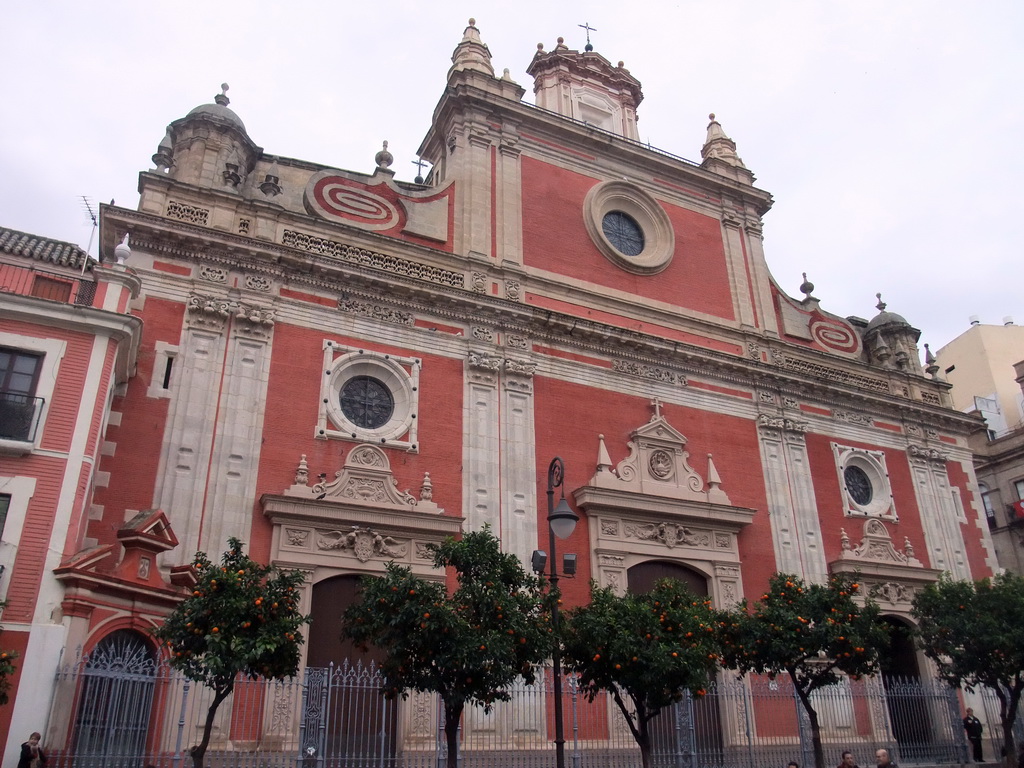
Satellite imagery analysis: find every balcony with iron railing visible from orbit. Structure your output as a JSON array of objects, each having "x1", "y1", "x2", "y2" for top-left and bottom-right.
[{"x1": 0, "y1": 392, "x2": 44, "y2": 455}]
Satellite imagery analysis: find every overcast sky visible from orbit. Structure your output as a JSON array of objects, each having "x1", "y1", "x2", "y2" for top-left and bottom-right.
[{"x1": 2, "y1": 1, "x2": 1021, "y2": 352}]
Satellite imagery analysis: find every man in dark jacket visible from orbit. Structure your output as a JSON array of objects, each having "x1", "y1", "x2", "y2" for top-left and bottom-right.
[{"x1": 963, "y1": 708, "x2": 984, "y2": 762}]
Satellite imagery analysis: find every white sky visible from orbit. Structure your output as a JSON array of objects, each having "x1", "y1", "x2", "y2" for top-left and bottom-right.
[{"x1": 2, "y1": 1, "x2": 1021, "y2": 351}]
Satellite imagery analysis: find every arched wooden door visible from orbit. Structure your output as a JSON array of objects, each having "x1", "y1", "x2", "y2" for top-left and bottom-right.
[{"x1": 307, "y1": 574, "x2": 397, "y2": 767}]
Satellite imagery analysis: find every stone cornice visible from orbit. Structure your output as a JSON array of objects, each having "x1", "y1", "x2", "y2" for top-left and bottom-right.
[
  {"x1": 1, "y1": 292, "x2": 142, "y2": 383},
  {"x1": 261, "y1": 494, "x2": 464, "y2": 537},
  {"x1": 574, "y1": 484, "x2": 756, "y2": 532},
  {"x1": 102, "y1": 211, "x2": 971, "y2": 436}
]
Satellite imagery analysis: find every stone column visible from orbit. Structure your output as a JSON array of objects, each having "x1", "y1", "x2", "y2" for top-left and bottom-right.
[
  {"x1": 756, "y1": 413, "x2": 827, "y2": 582},
  {"x1": 202, "y1": 301, "x2": 275, "y2": 553},
  {"x1": 464, "y1": 348, "x2": 502, "y2": 533},
  {"x1": 500, "y1": 358, "x2": 538, "y2": 566},
  {"x1": 153, "y1": 293, "x2": 230, "y2": 566}
]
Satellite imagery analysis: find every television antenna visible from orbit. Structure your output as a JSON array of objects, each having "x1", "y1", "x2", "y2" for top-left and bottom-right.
[{"x1": 80, "y1": 196, "x2": 98, "y2": 274}]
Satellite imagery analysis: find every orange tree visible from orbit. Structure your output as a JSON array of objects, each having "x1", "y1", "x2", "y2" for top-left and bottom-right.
[
  {"x1": 561, "y1": 579, "x2": 721, "y2": 768},
  {"x1": 913, "y1": 572, "x2": 1024, "y2": 768},
  {"x1": 717, "y1": 573, "x2": 888, "y2": 768},
  {"x1": 341, "y1": 528, "x2": 553, "y2": 768},
  {"x1": 153, "y1": 538, "x2": 309, "y2": 768}
]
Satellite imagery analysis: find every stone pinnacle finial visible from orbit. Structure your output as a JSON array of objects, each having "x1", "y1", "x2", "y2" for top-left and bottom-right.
[
  {"x1": 701, "y1": 113, "x2": 747, "y2": 171},
  {"x1": 113, "y1": 233, "x2": 132, "y2": 265},
  {"x1": 215, "y1": 83, "x2": 230, "y2": 106},
  {"x1": 450, "y1": 17, "x2": 494, "y2": 76},
  {"x1": 800, "y1": 272, "x2": 815, "y2": 298},
  {"x1": 375, "y1": 140, "x2": 393, "y2": 169},
  {"x1": 876, "y1": 293, "x2": 887, "y2": 311}
]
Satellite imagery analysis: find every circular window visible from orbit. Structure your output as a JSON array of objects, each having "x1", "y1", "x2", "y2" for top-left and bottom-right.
[
  {"x1": 340, "y1": 376, "x2": 394, "y2": 429},
  {"x1": 602, "y1": 212, "x2": 645, "y2": 256},
  {"x1": 324, "y1": 350, "x2": 416, "y2": 444},
  {"x1": 583, "y1": 180, "x2": 675, "y2": 274},
  {"x1": 844, "y1": 466, "x2": 873, "y2": 505}
]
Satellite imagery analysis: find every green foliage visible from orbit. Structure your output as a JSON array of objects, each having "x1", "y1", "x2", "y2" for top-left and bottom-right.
[
  {"x1": 0, "y1": 602, "x2": 17, "y2": 706},
  {"x1": 719, "y1": 572, "x2": 887, "y2": 690},
  {"x1": 562, "y1": 579, "x2": 720, "y2": 764},
  {"x1": 342, "y1": 527, "x2": 553, "y2": 712},
  {"x1": 913, "y1": 572, "x2": 1024, "y2": 764},
  {"x1": 153, "y1": 537, "x2": 309, "y2": 691},
  {"x1": 718, "y1": 572, "x2": 888, "y2": 768}
]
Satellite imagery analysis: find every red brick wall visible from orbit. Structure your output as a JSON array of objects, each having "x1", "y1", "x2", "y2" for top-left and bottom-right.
[
  {"x1": 948, "y1": 459, "x2": 993, "y2": 578},
  {"x1": 247, "y1": 323, "x2": 466, "y2": 562},
  {"x1": 805, "y1": 433, "x2": 930, "y2": 568},
  {"x1": 531, "y1": 376, "x2": 769, "y2": 608},
  {"x1": 520, "y1": 156, "x2": 735, "y2": 320},
  {"x1": 91, "y1": 298, "x2": 184, "y2": 550}
]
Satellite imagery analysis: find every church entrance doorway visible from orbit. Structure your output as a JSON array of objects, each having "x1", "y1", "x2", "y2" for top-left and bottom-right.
[
  {"x1": 627, "y1": 561, "x2": 723, "y2": 767},
  {"x1": 880, "y1": 615, "x2": 932, "y2": 759},
  {"x1": 307, "y1": 574, "x2": 397, "y2": 766},
  {"x1": 70, "y1": 629, "x2": 158, "y2": 765}
]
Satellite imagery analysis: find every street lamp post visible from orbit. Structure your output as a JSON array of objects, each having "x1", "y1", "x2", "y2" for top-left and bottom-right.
[{"x1": 544, "y1": 457, "x2": 578, "y2": 768}]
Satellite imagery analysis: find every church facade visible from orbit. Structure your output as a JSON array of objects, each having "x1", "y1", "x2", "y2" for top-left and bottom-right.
[{"x1": 0, "y1": 20, "x2": 994, "y2": 762}]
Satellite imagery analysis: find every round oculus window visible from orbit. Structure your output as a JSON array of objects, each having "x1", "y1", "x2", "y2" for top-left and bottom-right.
[
  {"x1": 601, "y1": 211, "x2": 645, "y2": 257},
  {"x1": 844, "y1": 465, "x2": 873, "y2": 506},
  {"x1": 339, "y1": 375, "x2": 394, "y2": 430}
]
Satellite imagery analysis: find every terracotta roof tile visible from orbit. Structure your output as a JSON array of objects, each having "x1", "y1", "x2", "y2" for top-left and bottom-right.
[{"x1": 0, "y1": 226, "x2": 92, "y2": 270}]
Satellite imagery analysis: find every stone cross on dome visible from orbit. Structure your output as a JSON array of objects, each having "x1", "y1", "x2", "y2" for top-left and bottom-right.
[{"x1": 578, "y1": 21, "x2": 597, "y2": 52}]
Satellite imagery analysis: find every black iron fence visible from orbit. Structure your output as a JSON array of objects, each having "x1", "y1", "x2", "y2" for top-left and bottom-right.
[{"x1": 41, "y1": 650, "x2": 993, "y2": 768}]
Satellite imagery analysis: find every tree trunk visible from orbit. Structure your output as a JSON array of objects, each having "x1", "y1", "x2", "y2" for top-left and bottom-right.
[
  {"x1": 794, "y1": 684, "x2": 824, "y2": 768},
  {"x1": 190, "y1": 685, "x2": 233, "y2": 768},
  {"x1": 444, "y1": 701, "x2": 464, "y2": 768},
  {"x1": 999, "y1": 685, "x2": 1021, "y2": 768},
  {"x1": 636, "y1": 714, "x2": 653, "y2": 768}
]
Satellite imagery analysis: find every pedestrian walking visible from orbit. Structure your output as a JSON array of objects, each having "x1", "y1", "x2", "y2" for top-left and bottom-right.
[
  {"x1": 839, "y1": 751, "x2": 860, "y2": 768},
  {"x1": 875, "y1": 749, "x2": 897, "y2": 768}
]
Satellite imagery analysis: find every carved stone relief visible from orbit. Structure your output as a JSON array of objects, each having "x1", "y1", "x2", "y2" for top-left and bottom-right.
[{"x1": 317, "y1": 526, "x2": 408, "y2": 562}]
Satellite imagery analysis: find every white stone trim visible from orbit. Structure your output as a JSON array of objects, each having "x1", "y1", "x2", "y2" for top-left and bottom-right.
[
  {"x1": 832, "y1": 442, "x2": 897, "y2": 520},
  {"x1": 583, "y1": 180, "x2": 675, "y2": 275},
  {"x1": 0, "y1": 475, "x2": 36, "y2": 602},
  {"x1": 0, "y1": 332, "x2": 67, "y2": 452},
  {"x1": 318, "y1": 341, "x2": 420, "y2": 450}
]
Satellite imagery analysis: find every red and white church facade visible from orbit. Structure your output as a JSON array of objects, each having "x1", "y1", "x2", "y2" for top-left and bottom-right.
[{"x1": 0, "y1": 19, "x2": 993, "y2": 764}]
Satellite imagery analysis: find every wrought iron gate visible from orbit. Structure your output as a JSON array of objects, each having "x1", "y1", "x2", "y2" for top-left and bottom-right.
[{"x1": 69, "y1": 630, "x2": 158, "y2": 767}]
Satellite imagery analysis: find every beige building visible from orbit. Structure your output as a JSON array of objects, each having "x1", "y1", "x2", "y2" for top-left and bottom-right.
[
  {"x1": 936, "y1": 321, "x2": 1024, "y2": 573},
  {"x1": 935, "y1": 319, "x2": 1024, "y2": 436}
]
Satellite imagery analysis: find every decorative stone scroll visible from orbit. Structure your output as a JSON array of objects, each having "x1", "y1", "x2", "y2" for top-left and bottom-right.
[
  {"x1": 317, "y1": 526, "x2": 408, "y2": 562},
  {"x1": 907, "y1": 444, "x2": 949, "y2": 464},
  {"x1": 186, "y1": 292, "x2": 275, "y2": 337},
  {"x1": 623, "y1": 521, "x2": 709, "y2": 549},
  {"x1": 199, "y1": 264, "x2": 228, "y2": 283},
  {"x1": 284, "y1": 445, "x2": 442, "y2": 514},
  {"x1": 837, "y1": 519, "x2": 921, "y2": 567},
  {"x1": 612, "y1": 359, "x2": 687, "y2": 386},
  {"x1": 584, "y1": 403, "x2": 732, "y2": 505},
  {"x1": 757, "y1": 414, "x2": 808, "y2": 434},
  {"x1": 338, "y1": 296, "x2": 414, "y2": 325}
]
